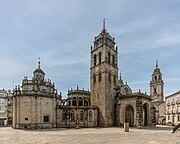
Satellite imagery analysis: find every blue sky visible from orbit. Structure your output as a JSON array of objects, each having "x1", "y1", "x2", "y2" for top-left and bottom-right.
[{"x1": 0, "y1": 0, "x2": 180, "y2": 98}]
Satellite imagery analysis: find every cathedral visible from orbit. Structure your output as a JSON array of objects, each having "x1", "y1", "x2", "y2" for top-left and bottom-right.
[{"x1": 12, "y1": 21, "x2": 165, "y2": 129}]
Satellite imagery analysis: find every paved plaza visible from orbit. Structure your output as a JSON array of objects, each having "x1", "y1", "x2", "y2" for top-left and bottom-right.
[{"x1": 0, "y1": 126, "x2": 179, "y2": 144}]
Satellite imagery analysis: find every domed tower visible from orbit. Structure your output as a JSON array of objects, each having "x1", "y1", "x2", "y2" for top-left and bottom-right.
[
  {"x1": 12, "y1": 59, "x2": 61, "y2": 129},
  {"x1": 150, "y1": 60, "x2": 164, "y2": 102}
]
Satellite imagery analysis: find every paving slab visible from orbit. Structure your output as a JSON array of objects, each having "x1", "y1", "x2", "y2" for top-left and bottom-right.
[{"x1": 0, "y1": 125, "x2": 179, "y2": 144}]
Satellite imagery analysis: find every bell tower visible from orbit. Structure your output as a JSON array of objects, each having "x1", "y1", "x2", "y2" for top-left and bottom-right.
[
  {"x1": 150, "y1": 60, "x2": 164, "y2": 102},
  {"x1": 90, "y1": 20, "x2": 118, "y2": 126}
]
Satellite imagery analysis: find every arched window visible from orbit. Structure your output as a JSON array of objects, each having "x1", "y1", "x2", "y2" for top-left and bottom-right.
[
  {"x1": 84, "y1": 99, "x2": 88, "y2": 106},
  {"x1": 154, "y1": 76, "x2": 157, "y2": 81},
  {"x1": 72, "y1": 97, "x2": 77, "y2": 106},
  {"x1": 79, "y1": 97, "x2": 83, "y2": 106},
  {"x1": 70, "y1": 110, "x2": 75, "y2": 121},
  {"x1": 80, "y1": 110, "x2": 84, "y2": 121},
  {"x1": 89, "y1": 111, "x2": 93, "y2": 121}
]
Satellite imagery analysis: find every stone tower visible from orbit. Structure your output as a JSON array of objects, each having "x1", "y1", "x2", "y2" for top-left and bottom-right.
[
  {"x1": 150, "y1": 60, "x2": 164, "y2": 124},
  {"x1": 90, "y1": 20, "x2": 118, "y2": 126},
  {"x1": 150, "y1": 60, "x2": 164, "y2": 102}
]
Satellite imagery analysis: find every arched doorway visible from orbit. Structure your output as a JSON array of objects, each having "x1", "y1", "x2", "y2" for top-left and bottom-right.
[
  {"x1": 125, "y1": 105, "x2": 134, "y2": 127},
  {"x1": 143, "y1": 103, "x2": 149, "y2": 126}
]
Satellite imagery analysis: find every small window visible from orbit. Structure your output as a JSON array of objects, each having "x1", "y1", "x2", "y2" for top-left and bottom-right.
[
  {"x1": 112, "y1": 55, "x2": 115, "y2": 65},
  {"x1": 99, "y1": 52, "x2": 101, "y2": 63},
  {"x1": 93, "y1": 74, "x2": 96, "y2": 84},
  {"x1": 25, "y1": 118, "x2": 28, "y2": 120},
  {"x1": 44, "y1": 116, "x2": 49, "y2": 122},
  {"x1": 154, "y1": 76, "x2": 157, "y2": 81},
  {"x1": 72, "y1": 97, "x2": 77, "y2": 106},
  {"x1": 79, "y1": 97, "x2": 83, "y2": 106},
  {"x1": 108, "y1": 52, "x2": 111, "y2": 64},
  {"x1": 94, "y1": 54, "x2": 97, "y2": 66},
  {"x1": 98, "y1": 73, "x2": 102, "y2": 82},
  {"x1": 154, "y1": 88, "x2": 157, "y2": 94}
]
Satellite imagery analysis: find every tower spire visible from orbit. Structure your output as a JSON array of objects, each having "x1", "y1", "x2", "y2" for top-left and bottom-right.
[
  {"x1": 38, "y1": 57, "x2": 40, "y2": 69},
  {"x1": 102, "y1": 18, "x2": 106, "y2": 32},
  {"x1": 120, "y1": 70, "x2": 122, "y2": 79},
  {"x1": 156, "y1": 58, "x2": 158, "y2": 68}
]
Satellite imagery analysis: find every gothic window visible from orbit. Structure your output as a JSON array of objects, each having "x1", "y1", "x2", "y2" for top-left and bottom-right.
[
  {"x1": 62, "y1": 110, "x2": 66, "y2": 121},
  {"x1": 79, "y1": 97, "x2": 83, "y2": 106},
  {"x1": 168, "y1": 115, "x2": 170, "y2": 120},
  {"x1": 44, "y1": 116, "x2": 49, "y2": 122},
  {"x1": 98, "y1": 73, "x2": 102, "y2": 82},
  {"x1": 70, "y1": 111, "x2": 75, "y2": 121},
  {"x1": 99, "y1": 52, "x2": 101, "y2": 63},
  {"x1": 89, "y1": 111, "x2": 92, "y2": 121},
  {"x1": 108, "y1": 52, "x2": 111, "y2": 64},
  {"x1": 93, "y1": 74, "x2": 96, "y2": 84},
  {"x1": 72, "y1": 97, "x2": 77, "y2": 106},
  {"x1": 178, "y1": 115, "x2": 180, "y2": 121},
  {"x1": 94, "y1": 54, "x2": 97, "y2": 66},
  {"x1": 80, "y1": 110, "x2": 84, "y2": 121},
  {"x1": 112, "y1": 55, "x2": 115, "y2": 65}
]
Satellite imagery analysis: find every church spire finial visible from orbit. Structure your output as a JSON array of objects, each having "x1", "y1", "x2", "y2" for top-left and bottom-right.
[
  {"x1": 102, "y1": 18, "x2": 106, "y2": 32},
  {"x1": 38, "y1": 57, "x2": 40, "y2": 69},
  {"x1": 120, "y1": 70, "x2": 122, "y2": 79},
  {"x1": 156, "y1": 58, "x2": 158, "y2": 68}
]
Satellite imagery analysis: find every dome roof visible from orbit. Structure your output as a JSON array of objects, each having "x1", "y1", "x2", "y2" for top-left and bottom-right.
[
  {"x1": 33, "y1": 67, "x2": 45, "y2": 75},
  {"x1": 33, "y1": 58, "x2": 45, "y2": 75}
]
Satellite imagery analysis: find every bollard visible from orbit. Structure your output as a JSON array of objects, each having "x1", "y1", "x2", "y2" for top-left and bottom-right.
[{"x1": 124, "y1": 122, "x2": 129, "y2": 132}]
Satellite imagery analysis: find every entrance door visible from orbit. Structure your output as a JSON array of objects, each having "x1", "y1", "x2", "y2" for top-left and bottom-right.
[{"x1": 125, "y1": 106, "x2": 134, "y2": 127}]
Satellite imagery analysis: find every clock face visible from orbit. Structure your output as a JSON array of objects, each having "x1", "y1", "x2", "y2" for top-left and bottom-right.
[{"x1": 95, "y1": 67, "x2": 99, "y2": 72}]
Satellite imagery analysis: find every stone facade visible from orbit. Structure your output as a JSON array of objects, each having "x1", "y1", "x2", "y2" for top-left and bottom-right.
[
  {"x1": 12, "y1": 61, "x2": 61, "y2": 129},
  {"x1": 165, "y1": 91, "x2": 180, "y2": 125},
  {"x1": 12, "y1": 21, "x2": 163, "y2": 129},
  {"x1": 56, "y1": 87, "x2": 98, "y2": 128}
]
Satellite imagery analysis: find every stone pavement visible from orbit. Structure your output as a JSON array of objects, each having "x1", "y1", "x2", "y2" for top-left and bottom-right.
[{"x1": 0, "y1": 125, "x2": 179, "y2": 144}]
